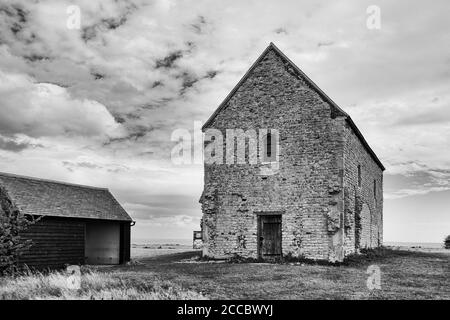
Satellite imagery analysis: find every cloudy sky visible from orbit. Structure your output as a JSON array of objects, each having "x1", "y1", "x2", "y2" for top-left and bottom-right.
[{"x1": 0, "y1": 0, "x2": 449, "y2": 243}]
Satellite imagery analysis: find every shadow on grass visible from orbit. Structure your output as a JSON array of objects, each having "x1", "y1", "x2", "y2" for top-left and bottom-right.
[
  {"x1": 196, "y1": 247, "x2": 426, "y2": 267},
  {"x1": 136, "y1": 251, "x2": 202, "y2": 264}
]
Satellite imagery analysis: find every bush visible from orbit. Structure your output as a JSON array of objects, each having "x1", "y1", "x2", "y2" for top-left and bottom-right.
[
  {"x1": 225, "y1": 253, "x2": 261, "y2": 264},
  {"x1": 0, "y1": 188, "x2": 36, "y2": 275},
  {"x1": 445, "y1": 235, "x2": 450, "y2": 249}
]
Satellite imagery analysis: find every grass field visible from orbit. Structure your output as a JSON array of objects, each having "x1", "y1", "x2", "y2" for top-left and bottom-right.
[
  {"x1": 1, "y1": 247, "x2": 448, "y2": 300},
  {"x1": 0, "y1": 267, "x2": 206, "y2": 300},
  {"x1": 116, "y1": 247, "x2": 449, "y2": 300}
]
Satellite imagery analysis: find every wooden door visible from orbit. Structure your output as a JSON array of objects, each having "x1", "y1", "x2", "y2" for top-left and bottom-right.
[{"x1": 258, "y1": 215, "x2": 282, "y2": 258}]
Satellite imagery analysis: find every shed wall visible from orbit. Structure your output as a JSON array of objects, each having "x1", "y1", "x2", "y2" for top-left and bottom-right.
[
  {"x1": 19, "y1": 217, "x2": 85, "y2": 268},
  {"x1": 85, "y1": 220, "x2": 120, "y2": 264},
  {"x1": 120, "y1": 222, "x2": 131, "y2": 263},
  {"x1": 18, "y1": 217, "x2": 131, "y2": 268}
]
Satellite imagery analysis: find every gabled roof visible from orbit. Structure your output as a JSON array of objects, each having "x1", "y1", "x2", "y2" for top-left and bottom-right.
[
  {"x1": 0, "y1": 172, "x2": 132, "y2": 221},
  {"x1": 202, "y1": 42, "x2": 385, "y2": 171}
]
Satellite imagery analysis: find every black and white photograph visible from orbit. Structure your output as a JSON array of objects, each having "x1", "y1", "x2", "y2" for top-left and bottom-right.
[{"x1": 0, "y1": 0, "x2": 449, "y2": 307}]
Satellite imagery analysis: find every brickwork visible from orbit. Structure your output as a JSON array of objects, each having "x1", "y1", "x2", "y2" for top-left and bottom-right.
[
  {"x1": 200, "y1": 44, "x2": 383, "y2": 262},
  {"x1": 343, "y1": 124, "x2": 384, "y2": 255}
]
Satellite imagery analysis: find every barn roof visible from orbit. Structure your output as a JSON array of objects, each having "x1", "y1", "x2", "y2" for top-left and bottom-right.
[
  {"x1": 202, "y1": 42, "x2": 385, "y2": 171},
  {"x1": 0, "y1": 172, "x2": 132, "y2": 222}
]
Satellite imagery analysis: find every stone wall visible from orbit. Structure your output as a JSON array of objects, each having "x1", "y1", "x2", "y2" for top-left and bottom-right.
[
  {"x1": 201, "y1": 48, "x2": 351, "y2": 261},
  {"x1": 342, "y1": 123, "x2": 384, "y2": 255}
]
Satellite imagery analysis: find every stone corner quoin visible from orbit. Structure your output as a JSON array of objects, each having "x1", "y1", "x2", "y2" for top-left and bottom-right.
[{"x1": 199, "y1": 43, "x2": 384, "y2": 263}]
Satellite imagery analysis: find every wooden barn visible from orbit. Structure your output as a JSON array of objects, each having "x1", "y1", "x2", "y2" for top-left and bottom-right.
[{"x1": 0, "y1": 172, "x2": 133, "y2": 268}]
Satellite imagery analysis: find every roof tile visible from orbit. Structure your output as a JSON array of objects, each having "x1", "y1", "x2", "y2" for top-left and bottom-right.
[{"x1": 0, "y1": 172, "x2": 132, "y2": 222}]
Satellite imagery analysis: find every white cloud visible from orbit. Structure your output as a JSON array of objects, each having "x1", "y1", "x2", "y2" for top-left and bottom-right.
[
  {"x1": 0, "y1": 0, "x2": 449, "y2": 241},
  {"x1": 0, "y1": 70, "x2": 126, "y2": 139}
]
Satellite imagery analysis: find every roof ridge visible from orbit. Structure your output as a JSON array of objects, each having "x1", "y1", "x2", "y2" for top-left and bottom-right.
[{"x1": 0, "y1": 171, "x2": 109, "y2": 191}]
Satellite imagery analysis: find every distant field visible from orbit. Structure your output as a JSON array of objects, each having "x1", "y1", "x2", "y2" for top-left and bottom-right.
[
  {"x1": 384, "y1": 242, "x2": 447, "y2": 254},
  {"x1": 131, "y1": 243, "x2": 193, "y2": 259}
]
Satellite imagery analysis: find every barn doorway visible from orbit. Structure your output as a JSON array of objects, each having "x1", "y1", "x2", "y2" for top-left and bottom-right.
[
  {"x1": 85, "y1": 221, "x2": 120, "y2": 264},
  {"x1": 258, "y1": 214, "x2": 282, "y2": 259}
]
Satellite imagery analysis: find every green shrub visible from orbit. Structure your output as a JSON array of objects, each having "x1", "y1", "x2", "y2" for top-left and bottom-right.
[
  {"x1": 445, "y1": 235, "x2": 450, "y2": 249},
  {"x1": 225, "y1": 253, "x2": 261, "y2": 263},
  {"x1": 0, "y1": 188, "x2": 36, "y2": 275}
]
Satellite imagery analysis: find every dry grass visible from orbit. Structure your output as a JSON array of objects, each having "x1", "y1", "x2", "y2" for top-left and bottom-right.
[{"x1": 0, "y1": 268, "x2": 206, "y2": 300}]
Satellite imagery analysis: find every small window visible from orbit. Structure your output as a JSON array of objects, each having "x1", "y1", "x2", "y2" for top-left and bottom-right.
[
  {"x1": 266, "y1": 132, "x2": 272, "y2": 158},
  {"x1": 357, "y1": 165, "x2": 362, "y2": 187},
  {"x1": 373, "y1": 180, "x2": 377, "y2": 199},
  {"x1": 210, "y1": 136, "x2": 216, "y2": 157}
]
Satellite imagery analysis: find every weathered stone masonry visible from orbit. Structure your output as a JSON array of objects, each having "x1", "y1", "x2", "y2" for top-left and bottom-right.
[{"x1": 200, "y1": 43, "x2": 384, "y2": 262}]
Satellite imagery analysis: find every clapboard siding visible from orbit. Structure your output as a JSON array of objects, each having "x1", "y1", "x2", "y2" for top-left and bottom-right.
[{"x1": 19, "y1": 217, "x2": 85, "y2": 268}]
